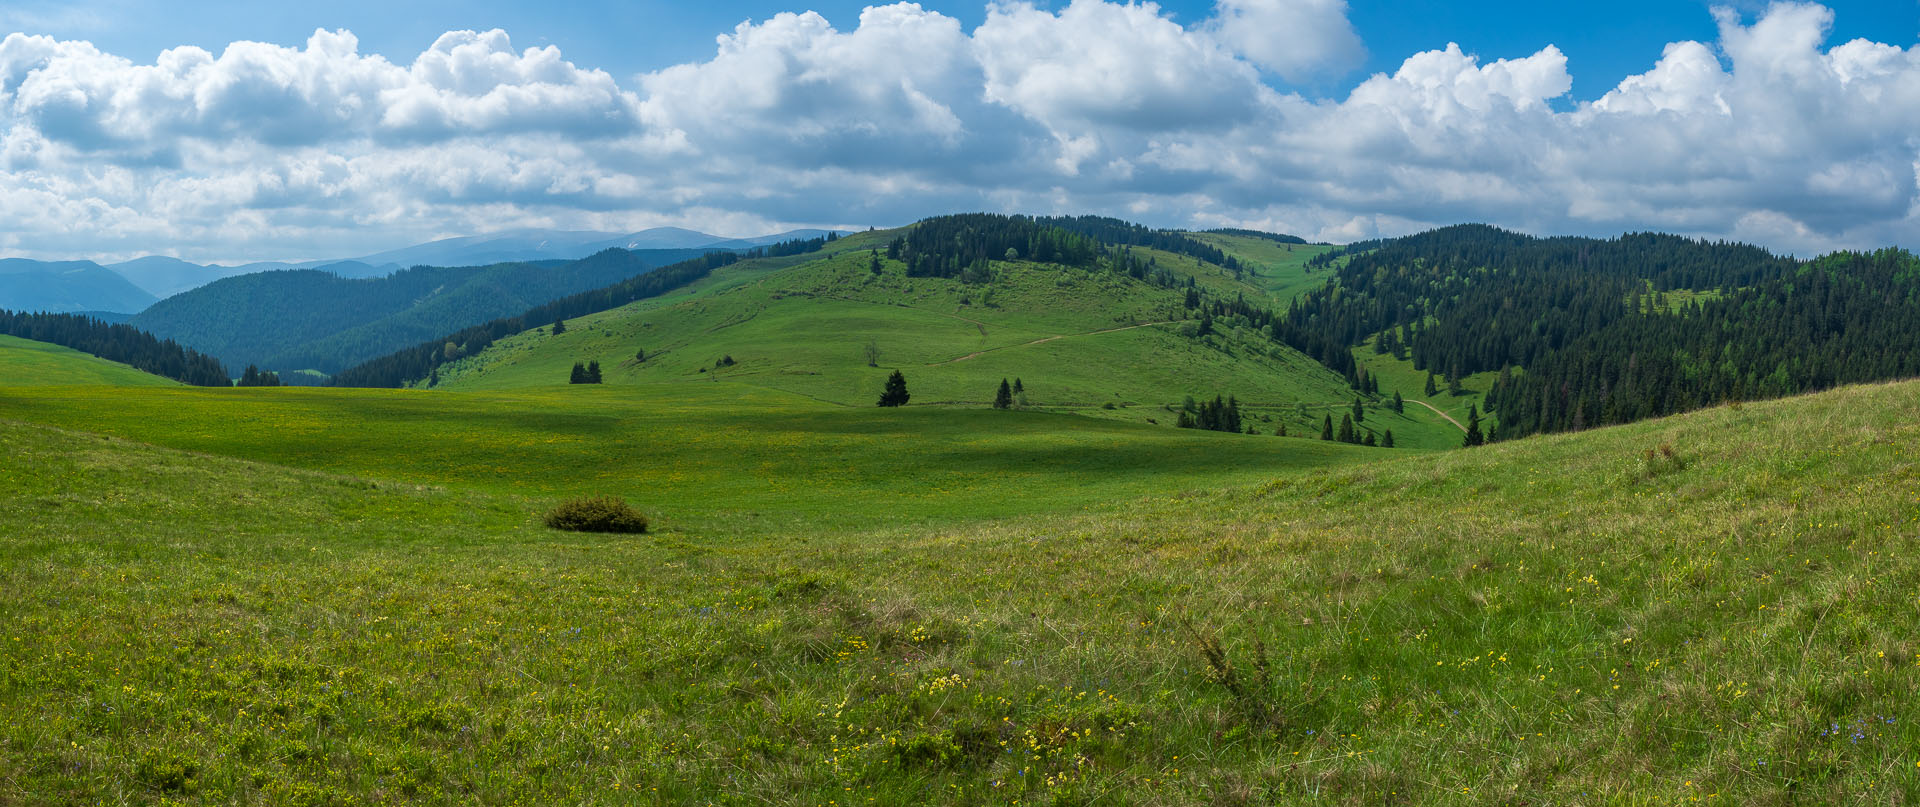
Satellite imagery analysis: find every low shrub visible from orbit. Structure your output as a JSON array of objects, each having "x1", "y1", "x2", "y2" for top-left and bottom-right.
[{"x1": 544, "y1": 496, "x2": 649, "y2": 534}]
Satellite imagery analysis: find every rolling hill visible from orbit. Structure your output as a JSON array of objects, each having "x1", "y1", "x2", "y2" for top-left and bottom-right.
[{"x1": 392, "y1": 215, "x2": 1468, "y2": 446}]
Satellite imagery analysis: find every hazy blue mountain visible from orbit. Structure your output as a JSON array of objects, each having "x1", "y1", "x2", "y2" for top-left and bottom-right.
[
  {"x1": 106, "y1": 256, "x2": 256, "y2": 299},
  {"x1": 0, "y1": 259, "x2": 158, "y2": 314}
]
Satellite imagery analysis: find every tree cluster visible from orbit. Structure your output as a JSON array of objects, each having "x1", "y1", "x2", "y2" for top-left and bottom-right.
[
  {"x1": 236, "y1": 365, "x2": 281, "y2": 387},
  {"x1": 1177, "y1": 395, "x2": 1243, "y2": 433},
  {"x1": 886, "y1": 214, "x2": 1099, "y2": 280},
  {"x1": 569, "y1": 361, "x2": 602, "y2": 384}
]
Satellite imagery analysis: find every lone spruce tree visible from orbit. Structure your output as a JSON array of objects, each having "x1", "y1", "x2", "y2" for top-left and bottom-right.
[
  {"x1": 1463, "y1": 404, "x2": 1486, "y2": 447},
  {"x1": 878, "y1": 370, "x2": 910, "y2": 407},
  {"x1": 993, "y1": 378, "x2": 1014, "y2": 410}
]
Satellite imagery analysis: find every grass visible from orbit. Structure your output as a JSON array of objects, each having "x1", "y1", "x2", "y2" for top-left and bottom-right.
[
  {"x1": 0, "y1": 383, "x2": 1380, "y2": 535},
  {"x1": 1187, "y1": 234, "x2": 1336, "y2": 303},
  {"x1": 5, "y1": 378, "x2": 1919, "y2": 804},
  {"x1": 0, "y1": 335, "x2": 181, "y2": 387}
]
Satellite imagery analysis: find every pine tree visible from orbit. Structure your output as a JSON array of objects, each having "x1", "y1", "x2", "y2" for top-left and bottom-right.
[
  {"x1": 1321, "y1": 414, "x2": 1334, "y2": 440},
  {"x1": 587, "y1": 361, "x2": 603, "y2": 383},
  {"x1": 1012, "y1": 378, "x2": 1024, "y2": 394},
  {"x1": 993, "y1": 378, "x2": 1014, "y2": 410},
  {"x1": 878, "y1": 371, "x2": 911, "y2": 407},
  {"x1": 1463, "y1": 404, "x2": 1485, "y2": 447},
  {"x1": 1352, "y1": 397, "x2": 1365, "y2": 423},
  {"x1": 552, "y1": 318, "x2": 567, "y2": 335},
  {"x1": 1382, "y1": 429, "x2": 1395, "y2": 448},
  {"x1": 569, "y1": 362, "x2": 586, "y2": 384},
  {"x1": 1392, "y1": 390, "x2": 1404, "y2": 413},
  {"x1": 1424, "y1": 371, "x2": 1438, "y2": 397},
  {"x1": 870, "y1": 250, "x2": 883, "y2": 274},
  {"x1": 1338, "y1": 414, "x2": 1356, "y2": 443}
]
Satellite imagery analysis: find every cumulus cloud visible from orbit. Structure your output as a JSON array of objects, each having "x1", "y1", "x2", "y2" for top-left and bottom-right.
[
  {"x1": 1208, "y1": 0, "x2": 1365, "y2": 81},
  {"x1": 0, "y1": 1, "x2": 1917, "y2": 262}
]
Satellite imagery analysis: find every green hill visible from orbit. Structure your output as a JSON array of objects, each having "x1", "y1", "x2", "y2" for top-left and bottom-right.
[
  {"x1": 2, "y1": 375, "x2": 1916, "y2": 803},
  {"x1": 127, "y1": 248, "x2": 720, "y2": 375},
  {"x1": 420, "y1": 218, "x2": 1463, "y2": 449},
  {"x1": 0, "y1": 334, "x2": 181, "y2": 386}
]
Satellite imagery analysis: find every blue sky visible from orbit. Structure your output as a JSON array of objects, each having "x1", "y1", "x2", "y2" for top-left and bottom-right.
[
  {"x1": 16, "y1": 0, "x2": 1913, "y2": 98},
  {"x1": 0, "y1": 1, "x2": 1918, "y2": 261}
]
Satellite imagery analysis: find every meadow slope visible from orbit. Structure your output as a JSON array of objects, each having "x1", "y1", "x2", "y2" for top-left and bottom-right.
[{"x1": 3, "y1": 378, "x2": 1918, "y2": 804}]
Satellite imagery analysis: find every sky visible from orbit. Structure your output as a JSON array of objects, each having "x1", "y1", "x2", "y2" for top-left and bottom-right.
[{"x1": 0, "y1": 0, "x2": 1916, "y2": 262}]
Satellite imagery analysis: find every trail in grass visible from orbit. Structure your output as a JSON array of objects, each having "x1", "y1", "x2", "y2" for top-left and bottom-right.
[
  {"x1": 930, "y1": 321, "x2": 1184, "y2": 366},
  {"x1": 1410, "y1": 398, "x2": 1466, "y2": 432}
]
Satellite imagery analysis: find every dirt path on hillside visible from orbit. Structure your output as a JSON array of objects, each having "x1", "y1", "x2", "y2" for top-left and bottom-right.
[
  {"x1": 1410, "y1": 399, "x2": 1467, "y2": 433},
  {"x1": 929, "y1": 321, "x2": 1185, "y2": 366}
]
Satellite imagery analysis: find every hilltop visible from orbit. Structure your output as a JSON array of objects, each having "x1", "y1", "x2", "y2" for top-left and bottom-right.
[{"x1": 390, "y1": 215, "x2": 1466, "y2": 447}]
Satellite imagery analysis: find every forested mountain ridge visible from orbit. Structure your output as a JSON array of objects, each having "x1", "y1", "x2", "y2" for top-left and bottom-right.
[
  {"x1": 129, "y1": 248, "x2": 718, "y2": 375},
  {"x1": 1274, "y1": 224, "x2": 1920, "y2": 440}
]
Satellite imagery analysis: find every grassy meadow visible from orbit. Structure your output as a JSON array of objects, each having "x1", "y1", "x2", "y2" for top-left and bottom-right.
[
  {"x1": 0, "y1": 335, "x2": 182, "y2": 387},
  {"x1": 4, "y1": 350, "x2": 1920, "y2": 803}
]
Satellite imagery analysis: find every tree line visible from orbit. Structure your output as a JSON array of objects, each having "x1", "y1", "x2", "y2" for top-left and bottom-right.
[{"x1": 0, "y1": 309, "x2": 229, "y2": 386}]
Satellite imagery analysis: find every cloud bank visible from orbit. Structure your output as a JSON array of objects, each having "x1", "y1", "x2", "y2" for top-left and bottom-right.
[{"x1": 0, "y1": 0, "x2": 1915, "y2": 261}]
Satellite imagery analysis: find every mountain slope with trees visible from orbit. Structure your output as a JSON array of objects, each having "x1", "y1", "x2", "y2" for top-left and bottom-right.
[
  {"x1": 1271, "y1": 224, "x2": 1920, "y2": 440},
  {"x1": 0, "y1": 259, "x2": 159, "y2": 314},
  {"x1": 128, "y1": 248, "x2": 720, "y2": 375}
]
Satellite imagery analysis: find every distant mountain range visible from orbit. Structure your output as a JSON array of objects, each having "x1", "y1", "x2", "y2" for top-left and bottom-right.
[{"x1": 0, "y1": 227, "x2": 847, "y2": 315}]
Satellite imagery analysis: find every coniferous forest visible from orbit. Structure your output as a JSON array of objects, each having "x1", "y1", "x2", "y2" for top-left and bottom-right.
[{"x1": 1276, "y1": 225, "x2": 1920, "y2": 439}]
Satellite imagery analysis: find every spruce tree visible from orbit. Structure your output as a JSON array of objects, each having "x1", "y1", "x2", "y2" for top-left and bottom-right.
[
  {"x1": 878, "y1": 370, "x2": 910, "y2": 407},
  {"x1": 1382, "y1": 430, "x2": 1395, "y2": 448},
  {"x1": 1012, "y1": 378, "x2": 1023, "y2": 394},
  {"x1": 569, "y1": 362, "x2": 586, "y2": 384},
  {"x1": 1424, "y1": 371, "x2": 1438, "y2": 397},
  {"x1": 1463, "y1": 404, "x2": 1485, "y2": 447},
  {"x1": 1352, "y1": 397, "x2": 1365, "y2": 423},
  {"x1": 993, "y1": 378, "x2": 1014, "y2": 409},
  {"x1": 1321, "y1": 414, "x2": 1334, "y2": 440},
  {"x1": 587, "y1": 361, "x2": 603, "y2": 383},
  {"x1": 1363, "y1": 432, "x2": 1376, "y2": 447},
  {"x1": 1338, "y1": 414, "x2": 1356, "y2": 443},
  {"x1": 552, "y1": 318, "x2": 567, "y2": 335},
  {"x1": 1392, "y1": 390, "x2": 1404, "y2": 413}
]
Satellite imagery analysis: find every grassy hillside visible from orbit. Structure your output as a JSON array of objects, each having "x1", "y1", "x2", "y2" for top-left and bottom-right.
[
  {"x1": 0, "y1": 334, "x2": 180, "y2": 387},
  {"x1": 4, "y1": 379, "x2": 1917, "y2": 804},
  {"x1": 429, "y1": 239, "x2": 1464, "y2": 449},
  {"x1": 1188, "y1": 232, "x2": 1335, "y2": 303}
]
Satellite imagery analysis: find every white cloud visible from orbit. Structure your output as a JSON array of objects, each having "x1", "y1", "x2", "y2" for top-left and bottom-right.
[
  {"x1": 1208, "y1": 0, "x2": 1365, "y2": 82},
  {"x1": 0, "y1": 1, "x2": 1918, "y2": 263}
]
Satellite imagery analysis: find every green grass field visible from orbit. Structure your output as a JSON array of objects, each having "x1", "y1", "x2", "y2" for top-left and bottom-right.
[
  {"x1": 5, "y1": 367, "x2": 1919, "y2": 804},
  {"x1": 0, "y1": 383, "x2": 1380, "y2": 535},
  {"x1": 1188, "y1": 233, "x2": 1335, "y2": 303},
  {"x1": 0, "y1": 335, "x2": 181, "y2": 387}
]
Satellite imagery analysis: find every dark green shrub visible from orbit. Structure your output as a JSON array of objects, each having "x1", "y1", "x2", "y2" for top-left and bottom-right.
[{"x1": 544, "y1": 497, "x2": 649, "y2": 534}]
